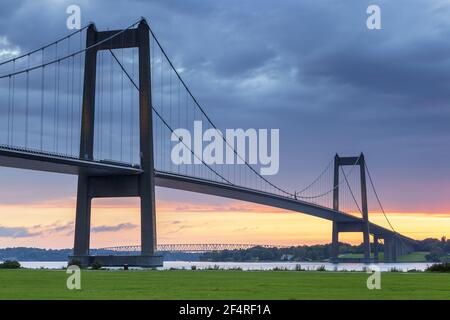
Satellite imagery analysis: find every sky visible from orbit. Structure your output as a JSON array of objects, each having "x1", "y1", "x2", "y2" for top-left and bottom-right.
[{"x1": 0, "y1": 0, "x2": 449, "y2": 248}]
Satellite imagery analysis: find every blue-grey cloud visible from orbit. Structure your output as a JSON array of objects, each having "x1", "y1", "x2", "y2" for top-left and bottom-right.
[
  {"x1": 0, "y1": 226, "x2": 41, "y2": 238},
  {"x1": 91, "y1": 223, "x2": 137, "y2": 233}
]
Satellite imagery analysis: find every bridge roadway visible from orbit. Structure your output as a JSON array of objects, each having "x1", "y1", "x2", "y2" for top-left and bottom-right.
[
  {"x1": 0, "y1": 145, "x2": 415, "y2": 246},
  {"x1": 155, "y1": 171, "x2": 415, "y2": 244},
  {"x1": 0, "y1": 145, "x2": 142, "y2": 176}
]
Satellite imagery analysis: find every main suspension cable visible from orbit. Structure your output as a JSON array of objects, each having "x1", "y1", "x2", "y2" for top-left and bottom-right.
[
  {"x1": 146, "y1": 23, "x2": 295, "y2": 198},
  {"x1": 0, "y1": 25, "x2": 89, "y2": 67},
  {"x1": 0, "y1": 19, "x2": 141, "y2": 79},
  {"x1": 295, "y1": 158, "x2": 333, "y2": 194},
  {"x1": 295, "y1": 155, "x2": 361, "y2": 199},
  {"x1": 365, "y1": 161, "x2": 397, "y2": 233},
  {"x1": 340, "y1": 166, "x2": 362, "y2": 214},
  {"x1": 108, "y1": 49, "x2": 232, "y2": 185}
]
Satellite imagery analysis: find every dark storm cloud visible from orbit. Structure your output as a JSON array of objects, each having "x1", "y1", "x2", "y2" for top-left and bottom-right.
[
  {"x1": 0, "y1": 0, "x2": 25, "y2": 19},
  {"x1": 302, "y1": 34, "x2": 450, "y2": 102},
  {"x1": 0, "y1": 0, "x2": 449, "y2": 211}
]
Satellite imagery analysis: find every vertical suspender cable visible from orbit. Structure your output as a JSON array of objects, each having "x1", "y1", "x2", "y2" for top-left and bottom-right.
[
  {"x1": 108, "y1": 49, "x2": 114, "y2": 160},
  {"x1": 101, "y1": 52, "x2": 105, "y2": 159},
  {"x1": 56, "y1": 58, "x2": 61, "y2": 153},
  {"x1": 7, "y1": 75, "x2": 11, "y2": 145},
  {"x1": 12, "y1": 60, "x2": 15, "y2": 146},
  {"x1": 40, "y1": 49, "x2": 45, "y2": 151},
  {"x1": 160, "y1": 49, "x2": 163, "y2": 170},
  {"x1": 98, "y1": 52, "x2": 102, "y2": 158},
  {"x1": 53, "y1": 43, "x2": 58, "y2": 152},
  {"x1": 70, "y1": 53, "x2": 75, "y2": 155},
  {"x1": 25, "y1": 56, "x2": 30, "y2": 148},
  {"x1": 177, "y1": 75, "x2": 181, "y2": 175},
  {"x1": 130, "y1": 49, "x2": 135, "y2": 164},
  {"x1": 79, "y1": 31, "x2": 83, "y2": 155},
  {"x1": 169, "y1": 67, "x2": 172, "y2": 173},
  {"x1": 150, "y1": 36, "x2": 155, "y2": 167},
  {"x1": 120, "y1": 48, "x2": 124, "y2": 161},
  {"x1": 185, "y1": 88, "x2": 188, "y2": 176},
  {"x1": 66, "y1": 40, "x2": 70, "y2": 155}
]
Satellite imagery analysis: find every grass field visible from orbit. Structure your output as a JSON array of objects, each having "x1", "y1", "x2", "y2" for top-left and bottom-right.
[
  {"x1": 0, "y1": 269, "x2": 449, "y2": 299},
  {"x1": 338, "y1": 252, "x2": 429, "y2": 262},
  {"x1": 397, "y1": 252, "x2": 429, "y2": 262}
]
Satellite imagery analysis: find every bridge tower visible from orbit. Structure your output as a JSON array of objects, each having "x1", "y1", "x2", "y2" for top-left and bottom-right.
[
  {"x1": 330, "y1": 153, "x2": 371, "y2": 263},
  {"x1": 70, "y1": 19, "x2": 162, "y2": 267}
]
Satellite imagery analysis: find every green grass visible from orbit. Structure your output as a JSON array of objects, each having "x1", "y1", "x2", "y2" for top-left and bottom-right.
[
  {"x1": 397, "y1": 252, "x2": 428, "y2": 263},
  {"x1": 0, "y1": 269, "x2": 449, "y2": 299},
  {"x1": 338, "y1": 251, "x2": 428, "y2": 262},
  {"x1": 338, "y1": 253, "x2": 370, "y2": 259}
]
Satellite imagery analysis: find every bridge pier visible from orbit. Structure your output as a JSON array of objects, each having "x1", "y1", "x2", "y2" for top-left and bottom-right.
[
  {"x1": 70, "y1": 20, "x2": 162, "y2": 268},
  {"x1": 373, "y1": 235, "x2": 379, "y2": 262},
  {"x1": 383, "y1": 235, "x2": 396, "y2": 262},
  {"x1": 331, "y1": 221, "x2": 339, "y2": 263},
  {"x1": 73, "y1": 175, "x2": 92, "y2": 257},
  {"x1": 330, "y1": 154, "x2": 371, "y2": 263},
  {"x1": 381, "y1": 234, "x2": 414, "y2": 263},
  {"x1": 331, "y1": 221, "x2": 371, "y2": 263}
]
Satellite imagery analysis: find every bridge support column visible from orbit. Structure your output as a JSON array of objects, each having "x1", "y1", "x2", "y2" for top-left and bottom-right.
[
  {"x1": 73, "y1": 175, "x2": 91, "y2": 257},
  {"x1": 330, "y1": 155, "x2": 340, "y2": 263},
  {"x1": 392, "y1": 238, "x2": 398, "y2": 262},
  {"x1": 331, "y1": 154, "x2": 371, "y2": 263},
  {"x1": 384, "y1": 236, "x2": 397, "y2": 262},
  {"x1": 73, "y1": 23, "x2": 96, "y2": 262},
  {"x1": 138, "y1": 20, "x2": 157, "y2": 257},
  {"x1": 331, "y1": 222, "x2": 340, "y2": 263},
  {"x1": 359, "y1": 154, "x2": 371, "y2": 263},
  {"x1": 70, "y1": 19, "x2": 162, "y2": 268},
  {"x1": 373, "y1": 235, "x2": 379, "y2": 263}
]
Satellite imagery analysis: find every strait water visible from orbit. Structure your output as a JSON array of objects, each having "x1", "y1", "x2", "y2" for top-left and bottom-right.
[{"x1": 15, "y1": 261, "x2": 433, "y2": 272}]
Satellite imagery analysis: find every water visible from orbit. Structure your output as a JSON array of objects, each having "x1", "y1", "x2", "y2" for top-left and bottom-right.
[
  {"x1": 19, "y1": 261, "x2": 68, "y2": 269},
  {"x1": 16, "y1": 261, "x2": 433, "y2": 272}
]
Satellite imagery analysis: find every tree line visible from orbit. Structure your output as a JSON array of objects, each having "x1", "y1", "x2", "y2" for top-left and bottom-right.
[
  {"x1": 0, "y1": 237, "x2": 448, "y2": 262},
  {"x1": 200, "y1": 237, "x2": 450, "y2": 262}
]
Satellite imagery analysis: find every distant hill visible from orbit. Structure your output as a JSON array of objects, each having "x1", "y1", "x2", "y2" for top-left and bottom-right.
[
  {"x1": 0, "y1": 247, "x2": 200, "y2": 262},
  {"x1": 1, "y1": 237, "x2": 448, "y2": 262},
  {"x1": 0, "y1": 247, "x2": 72, "y2": 261}
]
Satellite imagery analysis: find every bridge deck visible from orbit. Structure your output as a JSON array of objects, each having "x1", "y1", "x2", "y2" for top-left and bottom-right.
[
  {"x1": 0, "y1": 146, "x2": 142, "y2": 176},
  {"x1": 0, "y1": 147, "x2": 413, "y2": 244},
  {"x1": 154, "y1": 171, "x2": 415, "y2": 243}
]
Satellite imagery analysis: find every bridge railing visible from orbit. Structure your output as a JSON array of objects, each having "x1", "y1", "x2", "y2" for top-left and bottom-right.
[{"x1": 94, "y1": 243, "x2": 290, "y2": 254}]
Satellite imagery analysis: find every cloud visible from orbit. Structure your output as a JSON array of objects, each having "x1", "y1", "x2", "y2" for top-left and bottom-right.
[
  {"x1": 43, "y1": 222, "x2": 74, "y2": 235},
  {"x1": 0, "y1": 221, "x2": 138, "y2": 240},
  {"x1": 91, "y1": 223, "x2": 138, "y2": 233},
  {"x1": 0, "y1": 221, "x2": 76, "y2": 238},
  {"x1": 166, "y1": 201, "x2": 287, "y2": 213},
  {"x1": 0, "y1": 226, "x2": 41, "y2": 238}
]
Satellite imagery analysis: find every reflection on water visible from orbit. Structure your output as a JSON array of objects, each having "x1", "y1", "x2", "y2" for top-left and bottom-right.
[{"x1": 16, "y1": 261, "x2": 433, "y2": 272}]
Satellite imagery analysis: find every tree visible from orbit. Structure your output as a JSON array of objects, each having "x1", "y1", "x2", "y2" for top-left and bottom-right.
[{"x1": 426, "y1": 246, "x2": 445, "y2": 262}]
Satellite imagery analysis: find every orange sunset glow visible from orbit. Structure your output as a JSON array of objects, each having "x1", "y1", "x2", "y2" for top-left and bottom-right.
[{"x1": 0, "y1": 188, "x2": 448, "y2": 249}]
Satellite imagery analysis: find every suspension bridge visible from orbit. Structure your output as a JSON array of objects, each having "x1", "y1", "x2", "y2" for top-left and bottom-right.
[{"x1": 0, "y1": 18, "x2": 416, "y2": 266}]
